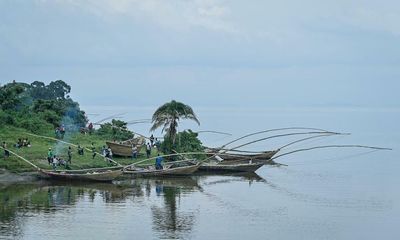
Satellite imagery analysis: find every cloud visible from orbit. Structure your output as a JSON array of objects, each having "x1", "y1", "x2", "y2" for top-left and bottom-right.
[
  {"x1": 342, "y1": 6, "x2": 400, "y2": 36},
  {"x1": 34, "y1": 0, "x2": 239, "y2": 34}
]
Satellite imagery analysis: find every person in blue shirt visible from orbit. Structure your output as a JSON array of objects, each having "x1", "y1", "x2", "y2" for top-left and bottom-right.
[{"x1": 155, "y1": 154, "x2": 163, "y2": 170}]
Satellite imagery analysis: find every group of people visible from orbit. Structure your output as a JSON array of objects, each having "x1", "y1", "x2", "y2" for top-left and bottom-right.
[
  {"x1": 15, "y1": 138, "x2": 31, "y2": 148},
  {"x1": 150, "y1": 134, "x2": 161, "y2": 151},
  {"x1": 145, "y1": 134, "x2": 161, "y2": 158},
  {"x1": 46, "y1": 143, "x2": 114, "y2": 169},
  {"x1": 47, "y1": 147, "x2": 70, "y2": 170},
  {"x1": 77, "y1": 144, "x2": 113, "y2": 160},
  {"x1": 2, "y1": 139, "x2": 32, "y2": 158},
  {"x1": 80, "y1": 122, "x2": 94, "y2": 135},
  {"x1": 101, "y1": 145, "x2": 113, "y2": 159},
  {"x1": 55, "y1": 125, "x2": 66, "y2": 139}
]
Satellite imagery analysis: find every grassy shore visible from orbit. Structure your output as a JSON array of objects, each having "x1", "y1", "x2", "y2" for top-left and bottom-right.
[{"x1": 0, "y1": 126, "x2": 159, "y2": 173}]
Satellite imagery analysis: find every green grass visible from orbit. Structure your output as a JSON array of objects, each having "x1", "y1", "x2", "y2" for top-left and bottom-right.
[{"x1": 0, "y1": 126, "x2": 160, "y2": 173}]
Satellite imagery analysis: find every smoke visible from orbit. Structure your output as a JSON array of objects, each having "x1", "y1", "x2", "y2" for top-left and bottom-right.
[{"x1": 52, "y1": 107, "x2": 83, "y2": 157}]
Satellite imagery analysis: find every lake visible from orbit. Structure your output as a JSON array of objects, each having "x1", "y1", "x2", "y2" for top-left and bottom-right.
[{"x1": 1, "y1": 108, "x2": 399, "y2": 239}]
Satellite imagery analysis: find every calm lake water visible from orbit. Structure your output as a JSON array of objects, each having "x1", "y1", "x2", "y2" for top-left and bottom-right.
[{"x1": 1, "y1": 108, "x2": 399, "y2": 239}]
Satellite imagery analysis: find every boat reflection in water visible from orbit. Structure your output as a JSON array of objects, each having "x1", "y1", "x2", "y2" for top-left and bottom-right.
[{"x1": 0, "y1": 173, "x2": 265, "y2": 239}]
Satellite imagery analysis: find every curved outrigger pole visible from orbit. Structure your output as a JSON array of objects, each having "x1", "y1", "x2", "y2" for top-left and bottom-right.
[
  {"x1": 271, "y1": 145, "x2": 392, "y2": 161},
  {"x1": 217, "y1": 127, "x2": 337, "y2": 151},
  {"x1": 205, "y1": 131, "x2": 343, "y2": 162}
]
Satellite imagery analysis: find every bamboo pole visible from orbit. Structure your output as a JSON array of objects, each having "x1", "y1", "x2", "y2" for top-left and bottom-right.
[
  {"x1": 206, "y1": 133, "x2": 345, "y2": 154},
  {"x1": 94, "y1": 124, "x2": 150, "y2": 140},
  {"x1": 124, "y1": 151, "x2": 208, "y2": 169},
  {"x1": 271, "y1": 145, "x2": 392, "y2": 161},
  {"x1": 194, "y1": 130, "x2": 232, "y2": 136},
  {"x1": 277, "y1": 132, "x2": 350, "y2": 150},
  {"x1": 93, "y1": 112, "x2": 127, "y2": 125},
  {"x1": 205, "y1": 131, "x2": 337, "y2": 162},
  {"x1": 216, "y1": 127, "x2": 335, "y2": 151},
  {"x1": 25, "y1": 132, "x2": 122, "y2": 167},
  {"x1": 0, "y1": 146, "x2": 41, "y2": 171}
]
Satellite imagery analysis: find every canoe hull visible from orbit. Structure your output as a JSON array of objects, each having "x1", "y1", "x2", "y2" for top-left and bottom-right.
[
  {"x1": 124, "y1": 164, "x2": 200, "y2": 177},
  {"x1": 207, "y1": 150, "x2": 279, "y2": 162},
  {"x1": 106, "y1": 138, "x2": 145, "y2": 157},
  {"x1": 39, "y1": 168, "x2": 123, "y2": 182},
  {"x1": 199, "y1": 162, "x2": 264, "y2": 173}
]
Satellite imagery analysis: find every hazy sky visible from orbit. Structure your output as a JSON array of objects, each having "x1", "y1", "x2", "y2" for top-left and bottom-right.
[{"x1": 1, "y1": 0, "x2": 399, "y2": 109}]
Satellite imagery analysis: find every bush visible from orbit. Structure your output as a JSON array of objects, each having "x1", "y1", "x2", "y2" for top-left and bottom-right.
[
  {"x1": 0, "y1": 110, "x2": 14, "y2": 126},
  {"x1": 39, "y1": 110, "x2": 62, "y2": 127},
  {"x1": 96, "y1": 119, "x2": 134, "y2": 141},
  {"x1": 18, "y1": 116, "x2": 53, "y2": 134},
  {"x1": 161, "y1": 130, "x2": 205, "y2": 159}
]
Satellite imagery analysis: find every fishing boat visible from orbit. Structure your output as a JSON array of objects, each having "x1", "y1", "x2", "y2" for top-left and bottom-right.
[
  {"x1": 106, "y1": 137, "x2": 146, "y2": 157},
  {"x1": 39, "y1": 167, "x2": 123, "y2": 182},
  {"x1": 199, "y1": 161, "x2": 265, "y2": 173},
  {"x1": 123, "y1": 162, "x2": 201, "y2": 177},
  {"x1": 205, "y1": 149, "x2": 279, "y2": 162}
]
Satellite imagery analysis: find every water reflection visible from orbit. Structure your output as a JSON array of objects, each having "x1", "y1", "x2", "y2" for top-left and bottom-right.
[
  {"x1": 0, "y1": 173, "x2": 265, "y2": 239},
  {"x1": 151, "y1": 181, "x2": 196, "y2": 239}
]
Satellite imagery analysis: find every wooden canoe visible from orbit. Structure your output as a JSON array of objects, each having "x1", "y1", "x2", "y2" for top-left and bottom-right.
[
  {"x1": 206, "y1": 150, "x2": 279, "y2": 162},
  {"x1": 123, "y1": 163, "x2": 200, "y2": 177},
  {"x1": 39, "y1": 167, "x2": 123, "y2": 182},
  {"x1": 106, "y1": 137, "x2": 145, "y2": 157},
  {"x1": 199, "y1": 162, "x2": 264, "y2": 173}
]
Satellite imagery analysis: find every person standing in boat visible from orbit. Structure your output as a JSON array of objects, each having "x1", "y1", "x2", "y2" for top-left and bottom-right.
[
  {"x1": 47, "y1": 148, "x2": 54, "y2": 165},
  {"x1": 155, "y1": 154, "x2": 163, "y2": 170}
]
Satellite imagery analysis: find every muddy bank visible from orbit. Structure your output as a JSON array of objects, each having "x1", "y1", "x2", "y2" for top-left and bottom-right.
[{"x1": 0, "y1": 169, "x2": 39, "y2": 185}]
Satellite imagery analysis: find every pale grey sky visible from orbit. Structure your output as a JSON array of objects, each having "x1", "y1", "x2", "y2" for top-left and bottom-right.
[{"x1": 1, "y1": 0, "x2": 399, "y2": 109}]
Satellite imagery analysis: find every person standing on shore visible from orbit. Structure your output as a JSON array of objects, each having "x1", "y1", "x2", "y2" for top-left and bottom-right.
[
  {"x1": 2, "y1": 142, "x2": 10, "y2": 158},
  {"x1": 91, "y1": 143, "x2": 96, "y2": 159},
  {"x1": 47, "y1": 148, "x2": 54, "y2": 165},
  {"x1": 146, "y1": 143, "x2": 151, "y2": 158},
  {"x1": 78, "y1": 144, "x2": 84, "y2": 155},
  {"x1": 150, "y1": 134, "x2": 155, "y2": 146},
  {"x1": 67, "y1": 146, "x2": 72, "y2": 164},
  {"x1": 155, "y1": 138, "x2": 161, "y2": 153},
  {"x1": 132, "y1": 145, "x2": 138, "y2": 159},
  {"x1": 88, "y1": 122, "x2": 94, "y2": 135},
  {"x1": 107, "y1": 147, "x2": 113, "y2": 163}
]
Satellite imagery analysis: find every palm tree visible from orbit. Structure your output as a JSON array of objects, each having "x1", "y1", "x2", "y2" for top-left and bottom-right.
[{"x1": 150, "y1": 100, "x2": 200, "y2": 145}]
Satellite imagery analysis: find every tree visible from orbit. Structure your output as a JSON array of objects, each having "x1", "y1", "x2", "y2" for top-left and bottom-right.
[
  {"x1": 0, "y1": 82, "x2": 26, "y2": 110},
  {"x1": 29, "y1": 80, "x2": 71, "y2": 100},
  {"x1": 150, "y1": 100, "x2": 200, "y2": 146},
  {"x1": 160, "y1": 130, "x2": 204, "y2": 159},
  {"x1": 96, "y1": 119, "x2": 134, "y2": 141}
]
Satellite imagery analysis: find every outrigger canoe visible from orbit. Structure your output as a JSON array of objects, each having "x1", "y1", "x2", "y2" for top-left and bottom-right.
[
  {"x1": 206, "y1": 149, "x2": 279, "y2": 162},
  {"x1": 39, "y1": 167, "x2": 123, "y2": 182},
  {"x1": 123, "y1": 163, "x2": 201, "y2": 177},
  {"x1": 199, "y1": 161, "x2": 264, "y2": 173}
]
